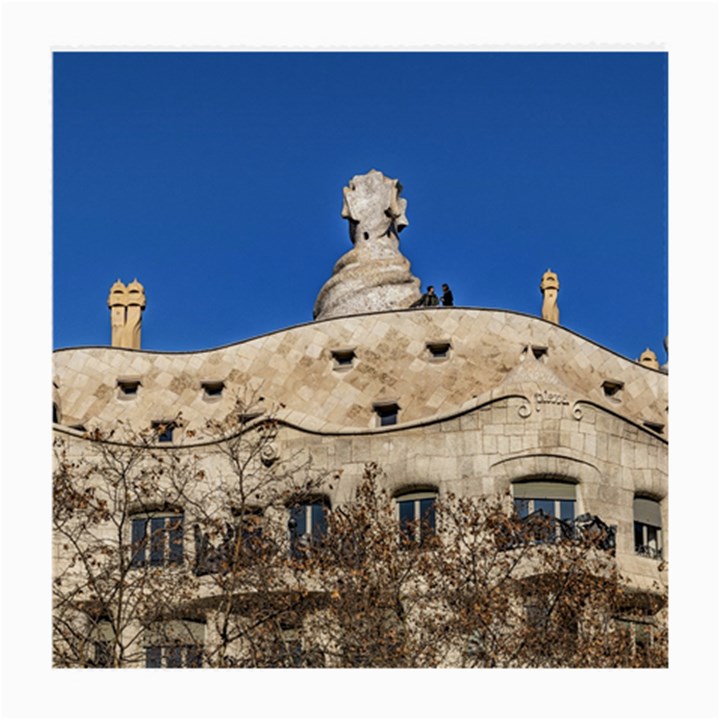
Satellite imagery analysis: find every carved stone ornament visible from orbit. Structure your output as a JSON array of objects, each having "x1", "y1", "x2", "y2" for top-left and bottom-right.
[
  {"x1": 313, "y1": 170, "x2": 421, "y2": 320},
  {"x1": 260, "y1": 443, "x2": 279, "y2": 467},
  {"x1": 517, "y1": 400, "x2": 532, "y2": 418}
]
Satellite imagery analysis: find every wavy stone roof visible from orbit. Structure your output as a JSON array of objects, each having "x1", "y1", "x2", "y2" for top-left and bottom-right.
[{"x1": 53, "y1": 308, "x2": 667, "y2": 439}]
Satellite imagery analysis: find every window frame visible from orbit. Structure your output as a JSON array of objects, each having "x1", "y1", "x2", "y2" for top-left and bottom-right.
[
  {"x1": 511, "y1": 480, "x2": 578, "y2": 544},
  {"x1": 633, "y1": 496, "x2": 663, "y2": 560},
  {"x1": 512, "y1": 481, "x2": 577, "y2": 518},
  {"x1": 395, "y1": 490, "x2": 438, "y2": 546},
  {"x1": 288, "y1": 499, "x2": 329, "y2": 558},
  {"x1": 130, "y1": 511, "x2": 185, "y2": 568}
]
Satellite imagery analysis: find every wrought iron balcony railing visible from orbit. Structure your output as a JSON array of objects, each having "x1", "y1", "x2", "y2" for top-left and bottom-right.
[{"x1": 498, "y1": 510, "x2": 616, "y2": 552}]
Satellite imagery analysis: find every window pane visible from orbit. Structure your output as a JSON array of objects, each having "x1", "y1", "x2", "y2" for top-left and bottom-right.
[
  {"x1": 186, "y1": 645, "x2": 203, "y2": 668},
  {"x1": 398, "y1": 500, "x2": 415, "y2": 541},
  {"x1": 150, "y1": 517, "x2": 165, "y2": 566},
  {"x1": 145, "y1": 646, "x2": 162, "y2": 668},
  {"x1": 559, "y1": 500, "x2": 575, "y2": 521},
  {"x1": 311, "y1": 503, "x2": 327, "y2": 539},
  {"x1": 290, "y1": 505, "x2": 308, "y2": 558},
  {"x1": 166, "y1": 645, "x2": 182, "y2": 668},
  {"x1": 419, "y1": 498, "x2": 436, "y2": 544},
  {"x1": 514, "y1": 498, "x2": 530, "y2": 518},
  {"x1": 94, "y1": 640, "x2": 112, "y2": 668},
  {"x1": 290, "y1": 505, "x2": 307, "y2": 537},
  {"x1": 158, "y1": 425, "x2": 173, "y2": 442},
  {"x1": 634, "y1": 521, "x2": 645, "y2": 552},
  {"x1": 131, "y1": 519, "x2": 146, "y2": 567},
  {"x1": 647, "y1": 525, "x2": 661, "y2": 556},
  {"x1": 169, "y1": 517, "x2": 184, "y2": 564},
  {"x1": 534, "y1": 499, "x2": 554, "y2": 517},
  {"x1": 380, "y1": 411, "x2": 397, "y2": 426}
]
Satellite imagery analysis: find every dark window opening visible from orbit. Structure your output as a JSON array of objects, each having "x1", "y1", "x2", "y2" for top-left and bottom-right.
[
  {"x1": 374, "y1": 403, "x2": 400, "y2": 427},
  {"x1": 117, "y1": 379, "x2": 141, "y2": 397},
  {"x1": 131, "y1": 514, "x2": 184, "y2": 568},
  {"x1": 426, "y1": 342, "x2": 451, "y2": 360},
  {"x1": 642, "y1": 421, "x2": 664, "y2": 434},
  {"x1": 201, "y1": 381, "x2": 225, "y2": 399},
  {"x1": 288, "y1": 501, "x2": 328, "y2": 559},
  {"x1": 52, "y1": 403, "x2": 59, "y2": 423},
  {"x1": 331, "y1": 349, "x2": 356, "y2": 369},
  {"x1": 93, "y1": 640, "x2": 112, "y2": 668},
  {"x1": 397, "y1": 492, "x2": 437, "y2": 546},
  {"x1": 602, "y1": 379, "x2": 624, "y2": 399},
  {"x1": 531, "y1": 346, "x2": 548, "y2": 360},
  {"x1": 145, "y1": 644, "x2": 202, "y2": 668},
  {"x1": 512, "y1": 481, "x2": 577, "y2": 544},
  {"x1": 514, "y1": 497, "x2": 575, "y2": 522},
  {"x1": 633, "y1": 497, "x2": 662, "y2": 559},
  {"x1": 152, "y1": 421, "x2": 175, "y2": 443}
]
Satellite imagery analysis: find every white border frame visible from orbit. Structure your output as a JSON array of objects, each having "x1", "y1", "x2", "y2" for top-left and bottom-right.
[{"x1": 2, "y1": 1, "x2": 718, "y2": 719}]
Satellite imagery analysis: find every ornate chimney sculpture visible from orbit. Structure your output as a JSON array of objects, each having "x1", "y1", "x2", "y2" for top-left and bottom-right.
[
  {"x1": 313, "y1": 170, "x2": 421, "y2": 320},
  {"x1": 107, "y1": 278, "x2": 146, "y2": 349},
  {"x1": 639, "y1": 348, "x2": 659, "y2": 370},
  {"x1": 108, "y1": 279, "x2": 128, "y2": 347},
  {"x1": 540, "y1": 268, "x2": 560, "y2": 324}
]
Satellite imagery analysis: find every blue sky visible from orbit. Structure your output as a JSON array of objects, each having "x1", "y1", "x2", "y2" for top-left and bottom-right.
[{"x1": 53, "y1": 51, "x2": 667, "y2": 362}]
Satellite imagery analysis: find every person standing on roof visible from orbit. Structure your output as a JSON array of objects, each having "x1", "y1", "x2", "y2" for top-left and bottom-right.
[
  {"x1": 441, "y1": 283, "x2": 454, "y2": 306},
  {"x1": 411, "y1": 286, "x2": 439, "y2": 307}
]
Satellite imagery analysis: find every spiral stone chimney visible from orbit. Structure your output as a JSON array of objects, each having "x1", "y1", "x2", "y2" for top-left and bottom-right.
[{"x1": 313, "y1": 170, "x2": 421, "y2": 320}]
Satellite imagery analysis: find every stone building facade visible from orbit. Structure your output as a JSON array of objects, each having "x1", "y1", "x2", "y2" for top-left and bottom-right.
[{"x1": 52, "y1": 171, "x2": 668, "y2": 667}]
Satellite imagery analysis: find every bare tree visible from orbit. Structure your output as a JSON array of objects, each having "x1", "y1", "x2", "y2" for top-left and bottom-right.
[{"x1": 53, "y1": 418, "x2": 667, "y2": 669}]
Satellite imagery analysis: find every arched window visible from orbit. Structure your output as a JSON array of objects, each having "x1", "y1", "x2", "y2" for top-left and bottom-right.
[
  {"x1": 395, "y1": 490, "x2": 437, "y2": 546},
  {"x1": 130, "y1": 510, "x2": 184, "y2": 568},
  {"x1": 633, "y1": 496, "x2": 663, "y2": 559},
  {"x1": 512, "y1": 480, "x2": 576, "y2": 543},
  {"x1": 288, "y1": 499, "x2": 329, "y2": 558},
  {"x1": 512, "y1": 480, "x2": 576, "y2": 521}
]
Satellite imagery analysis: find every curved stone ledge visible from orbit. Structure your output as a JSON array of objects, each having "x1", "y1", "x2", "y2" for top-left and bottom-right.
[{"x1": 52, "y1": 390, "x2": 667, "y2": 453}]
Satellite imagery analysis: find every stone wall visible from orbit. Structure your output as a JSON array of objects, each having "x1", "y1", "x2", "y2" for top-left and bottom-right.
[
  {"x1": 53, "y1": 307, "x2": 668, "y2": 437},
  {"x1": 53, "y1": 306, "x2": 668, "y2": 599}
]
